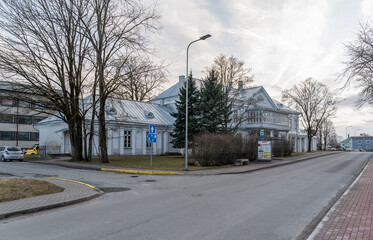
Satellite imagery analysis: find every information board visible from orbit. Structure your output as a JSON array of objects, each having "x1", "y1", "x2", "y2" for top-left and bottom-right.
[{"x1": 258, "y1": 140, "x2": 272, "y2": 161}]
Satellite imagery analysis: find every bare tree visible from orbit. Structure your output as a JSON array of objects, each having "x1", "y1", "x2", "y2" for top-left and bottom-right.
[
  {"x1": 322, "y1": 119, "x2": 334, "y2": 150},
  {"x1": 207, "y1": 54, "x2": 254, "y2": 88},
  {"x1": 0, "y1": 0, "x2": 93, "y2": 161},
  {"x1": 80, "y1": 0, "x2": 160, "y2": 163},
  {"x1": 282, "y1": 78, "x2": 338, "y2": 152},
  {"x1": 340, "y1": 22, "x2": 373, "y2": 107},
  {"x1": 113, "y1": 57, "x2": 167, "y2": 101}
]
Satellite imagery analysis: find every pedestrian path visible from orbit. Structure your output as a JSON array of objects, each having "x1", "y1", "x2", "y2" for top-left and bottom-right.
[
  {"x1": 0, "y1": 177, "x2": 102, "y2": 220},
  {"x1": 308, "y1": 157, "x2": 373, "y2": 240}
]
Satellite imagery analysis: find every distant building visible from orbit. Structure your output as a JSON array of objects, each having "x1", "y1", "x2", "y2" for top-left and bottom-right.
[
  {"x1": 351, "y1": 135, "x2": 373, "y2": 151},
  {"x1": 340, "y1": 137, "x2": 352, "y2": 151},
  {"x1": 0, "y1": 82, "x2": 49, "y2": 150}
]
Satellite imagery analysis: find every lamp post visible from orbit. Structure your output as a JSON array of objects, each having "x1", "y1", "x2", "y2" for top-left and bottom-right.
[
  {"x1": 185, "y1": 34, "x2": 212, "y2": 170},
  {"x1": 346, "y1": 125, "x2": 352, "y2": 139}
]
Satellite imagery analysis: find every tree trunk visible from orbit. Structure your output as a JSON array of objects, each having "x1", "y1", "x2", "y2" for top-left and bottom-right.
[
  {"x1": 307, "y1": 134, "x2": 312, "y2": 152},
  {"x1": 98, "y1": 95, "x2": 109, "y2": 163},
  {"x1": 87, "y1": 98, "x2": 97, "y2": 162}
]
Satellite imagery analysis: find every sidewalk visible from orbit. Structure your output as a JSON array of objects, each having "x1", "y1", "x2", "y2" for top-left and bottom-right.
[
  {"x1": 0, "y1": 177, "x2": 103, "y2": 220},
  {"x1": 32, "y1": 151, "x2": 341, "y2": 176},
  {"x1": 308, "y1": 157, "x2": 373, "y2": 240}
]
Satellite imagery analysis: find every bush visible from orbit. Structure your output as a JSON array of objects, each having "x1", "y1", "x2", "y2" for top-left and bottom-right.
[
  {"x1": 194, "y1": 134, "x2": 257, "y2": 166},
  {"x1": 271, "y1": 139, "x2": 294, "y2": 157}
]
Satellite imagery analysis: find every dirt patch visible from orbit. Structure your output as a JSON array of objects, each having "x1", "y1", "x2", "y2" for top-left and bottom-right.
[{"x1": 0, "y1": 178, "x2": 64, "y2": 203}]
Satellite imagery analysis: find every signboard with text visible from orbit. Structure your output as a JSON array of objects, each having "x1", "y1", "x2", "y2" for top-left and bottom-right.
[{"x1": 257, "y1": 140, "x2": 272, "y2": 161}]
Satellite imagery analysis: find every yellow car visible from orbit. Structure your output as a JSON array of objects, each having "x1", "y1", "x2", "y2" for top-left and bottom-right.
[{"x1": 25, "y1": 144, "x2": 39, "y2": 155}]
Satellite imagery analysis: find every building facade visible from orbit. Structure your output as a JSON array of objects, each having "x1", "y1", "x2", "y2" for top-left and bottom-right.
[
  {"x1": 0, "y1": 82, "x2": 49, "y2": 150},
  {"x1": 38, "y1": 98, "x2": 177, "y2": 155},
  {"x1": 351, "y1": 136, "x2": 373, "y2": 151},
  {"x1": 151, "y1": 76, "x2": 316, "y2": 153},
  {"x1": 39, "y1": 76, "x2": 317, "y2": 155}
]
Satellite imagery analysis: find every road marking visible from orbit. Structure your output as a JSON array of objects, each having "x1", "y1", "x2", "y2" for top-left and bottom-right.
[
  {"x1": 26, "y1": 177, "x2": 96, "y2": 188},
  {"x1": 101, "y1": 168, "x2": 184, "y2": 175}
]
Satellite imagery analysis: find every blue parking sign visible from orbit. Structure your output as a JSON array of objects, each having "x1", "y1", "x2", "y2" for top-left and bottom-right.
[{"x1": 148, "y1": 133, "x2": 157, "y2": 143}]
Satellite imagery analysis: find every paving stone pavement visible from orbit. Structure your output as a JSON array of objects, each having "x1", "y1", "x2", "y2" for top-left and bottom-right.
[
  {"x1": 0, "y1": 177, "x2": 103, "y2": 219},
  {"x1": 308, "y1": 157, "x2": 373, "y2": 240}
]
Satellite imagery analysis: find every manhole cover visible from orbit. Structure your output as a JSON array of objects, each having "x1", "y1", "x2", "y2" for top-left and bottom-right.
[
  {"x1": 100, "y1": 187, "x2": 131, "y2": 193},
  {"x1": 131, "y1": 176, "x2": 138, "y2": 178},
  {"x1": 145, "y1": 179, "x2": 156, "y2": 182}
]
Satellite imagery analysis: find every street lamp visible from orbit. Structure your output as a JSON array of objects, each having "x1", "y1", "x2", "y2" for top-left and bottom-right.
[
  {"x1": 346, "y1": 126, "x2": 352, "y2": 139},
  {"x1": 185, "y1": 34, "x2": 212, "y2": 170}
]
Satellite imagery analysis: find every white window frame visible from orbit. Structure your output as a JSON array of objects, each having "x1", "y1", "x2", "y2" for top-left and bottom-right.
[{"x1": 124, "y1": 130, "x2": 131, "y2": 148}]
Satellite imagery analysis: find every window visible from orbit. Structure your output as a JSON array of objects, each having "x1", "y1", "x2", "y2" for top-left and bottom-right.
[
  {"x1": 1, "y1": 98, "x2": 15, "y2": 106},
  {"x1": 146, "y1": 131, "x2": 151, "y2": 148},
  {"x1": 124, "y1": 130, "x2": 131, "y2": 148},
  {"x1": 34, "y1": 117, "x2": 46, "y2": 124},
  {"x1": 233, "y1": 110, "x2": 238, "y2": 122},
  {"x1": 34, "y1": 103, "x2": 46, "y2": 110},
  {"x1": 17, "y1": 132, "x2": 30, "y2": 141},
  {"x1": 358, "y1": 140, "x2": 362, "y2": 144},
  {"x1": 30, "y1": 132, "x2": 39, "y2": 141},
  {"x1": 1, "y1": 115, "x2": 14, "y2": 123},
  {"x1": 0, "y1": 131, "x2": 14, "y2": 140},
  {"x1": 18, "y1": 101, "x2": 31, "y2": 108},
  {"x1": 366, "y1": 140, "x2": 370, "y2": 144},
  {"x1": 18, "y1": 116, "x2": 32, "y2": 124}
]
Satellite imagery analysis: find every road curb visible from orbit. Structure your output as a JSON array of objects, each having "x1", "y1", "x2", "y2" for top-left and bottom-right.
[
  {"x1": 101, "y1": 168, "x2": 184, "y2": 175},
  {"x1": 0, "y1": 177, "x2": 104, "y2": 220},
  {"x1": 0, "y1": 191, "x2": 103, "y2": 220},
  {"x1": 30, "y1": 152, "x2": 339, "y2": 176},
  {"x1": 208, "y1": 152, "x2": 340, "y2": 176}
]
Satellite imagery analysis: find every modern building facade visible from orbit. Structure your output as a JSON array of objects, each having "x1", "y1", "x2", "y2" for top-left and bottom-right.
[{"x1": 0, "y1": 82, "x2": 49, "y2": 150}]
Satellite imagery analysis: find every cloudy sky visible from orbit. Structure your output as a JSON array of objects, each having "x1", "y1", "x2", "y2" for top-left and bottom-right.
[{"x1": 149, "y1": 0, "x2": 373, "y2": 139}]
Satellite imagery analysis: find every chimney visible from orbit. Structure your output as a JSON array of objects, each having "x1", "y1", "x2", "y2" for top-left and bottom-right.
[
  {"x1": 238, "y1": 81, "x2": 243, "y2": 90},
  {"x1": 179, "y1": 75, "x2": 185, "y2": 83}
]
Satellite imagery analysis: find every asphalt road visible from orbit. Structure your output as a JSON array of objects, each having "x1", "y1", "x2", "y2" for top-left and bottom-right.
[{"x1": 0, "y1": 152, "x2": 372, "y2": 240}]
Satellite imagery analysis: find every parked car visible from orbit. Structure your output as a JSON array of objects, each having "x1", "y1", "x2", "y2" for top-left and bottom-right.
[
  {"x1": 0, "y1": 146, "x2": 24, "y2": 162},
  {"x1": 25, "y1": 144, "x2": 39, "y2": 155}
]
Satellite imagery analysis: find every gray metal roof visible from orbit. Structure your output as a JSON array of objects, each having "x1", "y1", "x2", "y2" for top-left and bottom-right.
[
  {"x1": 105, "y1": 98, "x2": 175, "y2": 126},
  {"x1": 39, "y1": 97, "x2": 175, "y2": 127}
]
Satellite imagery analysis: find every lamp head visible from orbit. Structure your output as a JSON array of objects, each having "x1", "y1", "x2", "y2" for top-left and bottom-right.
[{"x1": 199, "y1": 34, "x2": 212, "y2": 40}]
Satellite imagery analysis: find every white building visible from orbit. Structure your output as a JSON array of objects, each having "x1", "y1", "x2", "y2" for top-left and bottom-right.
[
  {"x1": 38, "y1": 76, "x2": 316, "y2": 155},
  {"x1": 38, "y1": 98, "x2": 177, "y2": 155}
]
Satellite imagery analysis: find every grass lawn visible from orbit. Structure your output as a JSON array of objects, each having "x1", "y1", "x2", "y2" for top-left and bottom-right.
[
  {"x1": 88, "y1": 155, "x2": 233, "y2": 171},
  {"x1": 0, "y1": 178, "x2": 64, "y2": 203}
]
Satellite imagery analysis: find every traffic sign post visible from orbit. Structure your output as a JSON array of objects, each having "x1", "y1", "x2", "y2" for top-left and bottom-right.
[
  {"x1": 260, "y1": 129, "x2": 265, "y2": 137},
  {"x1": 148, "y1": 125, "x2": 156, "y2": 168}
]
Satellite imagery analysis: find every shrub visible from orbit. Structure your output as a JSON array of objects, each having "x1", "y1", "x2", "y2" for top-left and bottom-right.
[
  {"x1": 194, "y1": 134, "x2": 257, "y2": 166},
  {"x1": 271, "y1": 139, "x2": 294, "y2": 157}
]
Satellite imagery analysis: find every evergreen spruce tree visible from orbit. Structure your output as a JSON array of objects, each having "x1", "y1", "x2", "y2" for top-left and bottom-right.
[
  {"x1": 171, "y1": 73, "x2": 200, "y2": 149},
  {"x1": 200, "y1": 70, "x2": 233, "y2": 133}
]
